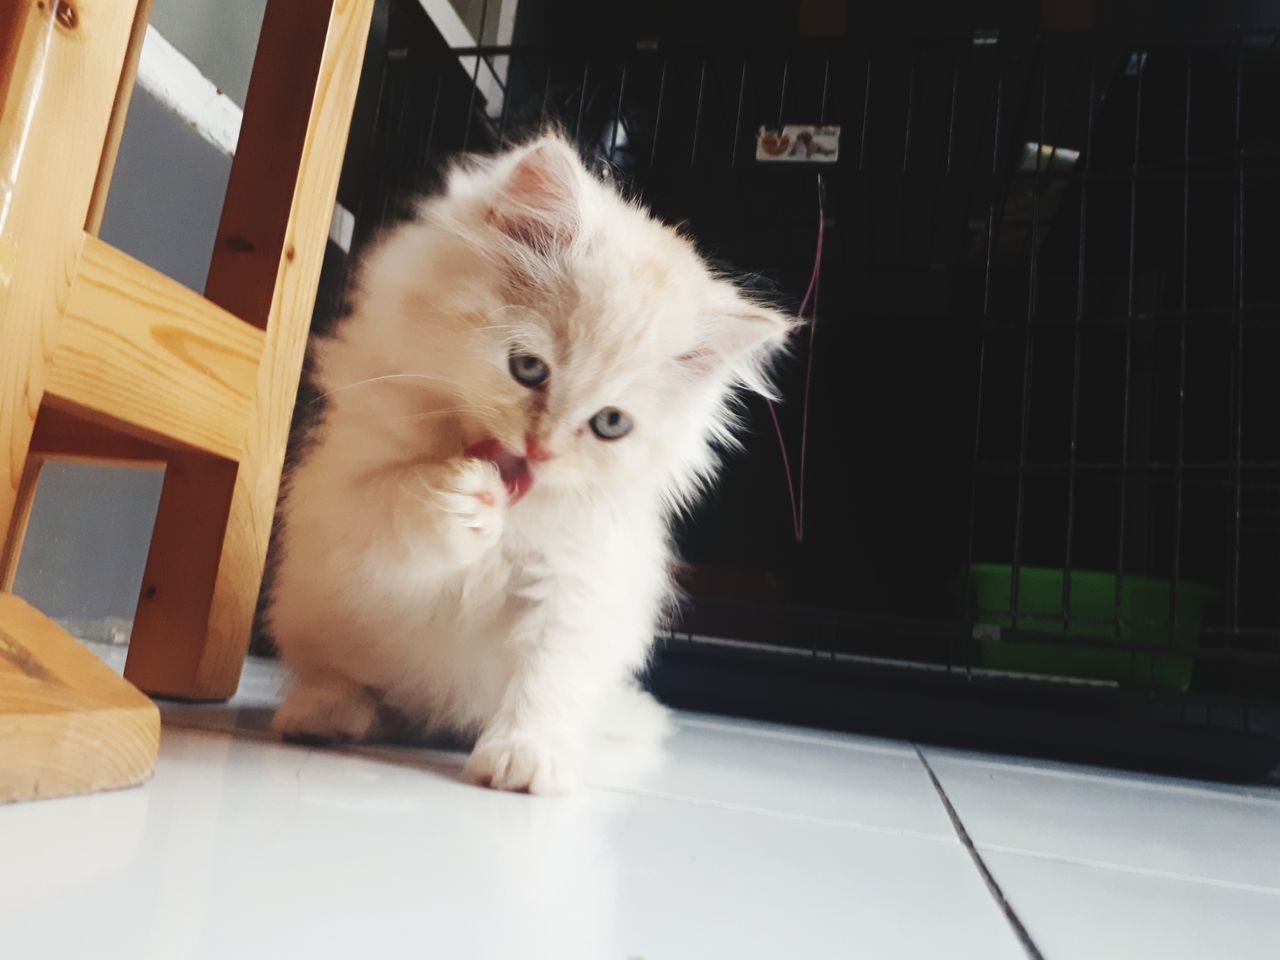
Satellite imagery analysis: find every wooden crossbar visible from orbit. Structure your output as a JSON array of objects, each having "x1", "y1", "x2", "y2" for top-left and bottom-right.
[{"x1": 48, "y1": 235, "x2": 264, "y2": 460}]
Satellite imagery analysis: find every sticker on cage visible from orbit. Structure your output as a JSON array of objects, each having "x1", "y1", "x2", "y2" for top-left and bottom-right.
[{"x1": 755, "y1": 124, "x2": 841, "y2": 163}]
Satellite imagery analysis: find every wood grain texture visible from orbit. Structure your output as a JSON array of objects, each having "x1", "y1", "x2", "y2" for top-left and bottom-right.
[
  {"x1": 125, "y1": 0, "x2": 375, "y2": 699},
  {"x1": 0, "y1": 593, "x2": 159, "y2": 804},
  {"x1": 1, "y1": 0, "x2": 140, "y2": 611},
  {"x1": 46, "y1": 234, "x2": 264, "y2": 461}
]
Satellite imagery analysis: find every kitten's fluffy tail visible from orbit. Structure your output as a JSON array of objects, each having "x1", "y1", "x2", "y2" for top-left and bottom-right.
[{"x1": 593, "y1": 681, "x2": 674, "y2": 743}]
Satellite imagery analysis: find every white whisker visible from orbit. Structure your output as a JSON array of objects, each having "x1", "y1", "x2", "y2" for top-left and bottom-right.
[
  {"x1": 391, "y1": 403, "x2": 499, "y2": 423},
  {"x1": 316, "y1": 373, "x2": 456, "y2": 401}
]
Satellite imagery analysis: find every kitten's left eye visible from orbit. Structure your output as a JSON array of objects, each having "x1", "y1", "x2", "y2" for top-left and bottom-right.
[
  {"x1": 509, "y1": 353, "x2": 549, "y2": 388},
  {"x1": 589, "y1": 407, "x2": 632, "y2": 440}
]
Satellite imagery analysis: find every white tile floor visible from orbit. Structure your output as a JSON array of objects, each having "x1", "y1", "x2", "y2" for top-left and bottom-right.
[{"x1": 3, "y1": 651, "x2": 1278, "y2": 960}]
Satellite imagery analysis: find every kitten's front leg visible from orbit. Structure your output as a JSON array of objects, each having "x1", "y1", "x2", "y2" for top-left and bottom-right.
[{"x1": 467, "y1": 612, "x2": 614, "y2": 796}]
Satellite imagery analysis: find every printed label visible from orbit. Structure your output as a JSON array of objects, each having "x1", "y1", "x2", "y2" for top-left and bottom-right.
[{"x1": 755, "y1": 124, "x2": 840, "y2": 163}]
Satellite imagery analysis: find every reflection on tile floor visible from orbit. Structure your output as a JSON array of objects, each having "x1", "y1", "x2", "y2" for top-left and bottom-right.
[{"x1": 2, "y1": 650, "x2": 1276, "y2": 959}]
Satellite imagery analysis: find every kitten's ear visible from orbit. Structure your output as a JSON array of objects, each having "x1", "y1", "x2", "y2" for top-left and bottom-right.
[
  {"x1": 680, "y1": 293, "x2": 795, "y2": 391},
  {"x1": 487, "y1": 137, "x2": 583, "y2": 253}
]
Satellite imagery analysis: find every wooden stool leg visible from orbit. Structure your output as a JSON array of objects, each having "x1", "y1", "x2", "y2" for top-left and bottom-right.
[
  {"x1": 0, "y1": 0, "x2": 160, "y2": 802},
  {"x1": 0, "y1": 457, "x2": 42, "y2": 593},
  {"x1": 121, "y1": 0, "x2": 374, "y2": 701},
  {"x1": 2, "y1": 0, "x2": 150, "y2": 561},
  {"x1": 122, "y1": 452, "x2": 238, "y2": 699},
  {"x1": 0, "y1": 594, "x2": 159, "y2": 803}
]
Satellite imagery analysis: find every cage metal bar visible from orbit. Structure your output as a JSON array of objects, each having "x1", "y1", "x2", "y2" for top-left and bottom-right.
[
  {"x1": 969, "y1": 308, "x2": 1280, "y2": 328},
  {"x1": 607, "y1": 61, "x2": 628, "y2": 161},
  {"x1": 858, "y1": 58, "x2": 872, "y2": 173},
  {"x1": 961, "y1": 64, "x2": 1005, "y2": 672},
  {"x1": 679, "y1": 596, "x2": 1280, "y2": 665},
  {"x1": 370, "y1": 57, "x2": 400, "y2": 230},
  {"x1": 731, "y1": 58, "x2": 748, "y2": 167},
  {"x1": 1172, "y1": 60, "x2": 1192, "y2": 640},
  {"x1": 496, "y1": 54, "x2": 517, "y2": 146},
  {"x1": 420, "y1": 63, "x2": 444, "y2": 177},
  {"x1": 1232, "y1": 56, "x2": 1245, "y2": 636},
  {"x1": 1116, "y1": 52, "x2": 1146, "y2": 673},
  {"x1": 686, "y1": 592, "x2": 1280, "y2": 648},
  {"x1": 813, "y1": 167, "x2": 1280, "y2": 187},
  {"x1": 945, "y1": 62, "x2": 959, "y2": 175},
  {"x1": 901, "y1": 58, "x2": 916, "y2": 173},
  {"x1": 460, "y1": 51, "x2": 485, "y2": 151},
  {"x1": 982, "y1": 71, "x2": 1004, "y2": 316},
  {"x1": 896, "y1": 57, "x2": 916, "y2": 261},
  {"x1": 573, "y1": 60, "x2": 590, "y2": 140},
  {"x1": 834, "y1": 163, "x2": 1280, "y2": 182},
  {"x1": 392, "y1": 60, "x2": 418, "y2": 212},
  {"x1": 384, "y1": 59, "x2": 408, "y2": 205},
  {"x1": 650, "y1": 58, "x2": 668, "y2": 166},
  {"x1": 691, "y1": 58, "x2": 708, "y2": 165},
  {"x1": 1011, "y1": 60, "x2": 1050, "y2": 632},
  {"x1": 363, "y1": 50, "x2": 392, "y2": 213},
  {"x1": 967, "y1": 458, "x2": 1280, "y2": 473},
  {"x1": 538, "y1": 63, "x2": 552, "y2": 129},
  {"x1": 818, "y1": 57, "x2": 831, "y2": 124},
  {"x1": 776, "y1": 58, "x2": 790, "y2": 130},
  {"x1": 858, "y1": 55, "x2": 878, "y2": 268},
  {"x1": 1064, "y1": 63, "x2": 1097, "y2": 631}
]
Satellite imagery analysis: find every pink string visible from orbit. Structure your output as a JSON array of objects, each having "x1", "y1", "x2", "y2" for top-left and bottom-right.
[{"x1": 768, "y1": 191, "x2": 824, "y2": 544}]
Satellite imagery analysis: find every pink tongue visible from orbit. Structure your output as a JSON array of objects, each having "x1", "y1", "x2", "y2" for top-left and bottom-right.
[{"x1": 464, "y1": 439, "x2": 533, "y2": 504}]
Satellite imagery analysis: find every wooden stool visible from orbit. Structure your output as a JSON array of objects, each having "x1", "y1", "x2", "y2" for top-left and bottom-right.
[{"x1": 0, "y1": 0, "x2": 373, "y2": 802}]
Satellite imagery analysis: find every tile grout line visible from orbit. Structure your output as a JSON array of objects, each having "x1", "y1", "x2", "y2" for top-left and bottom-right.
[
  {"x1": 974, "y1": 841, "x2": 1280, "y2": 897},
  {"x1": 924, "y1": 751, "x2": 1280, "y2": 806},
  {"x1": 677, "y1": 715, "x2": 919, "y2": 757},
  {"x1": 588, "y1": 781, "x2": 959, "y2": 844},
  {"x1": 915, "y1": 746, "x2": 1046, "y2": 960}
]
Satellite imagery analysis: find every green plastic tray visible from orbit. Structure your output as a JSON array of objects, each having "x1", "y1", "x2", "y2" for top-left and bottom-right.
[{"x1": 966, "y1": 564, "x2": 1216, "y2": 692}]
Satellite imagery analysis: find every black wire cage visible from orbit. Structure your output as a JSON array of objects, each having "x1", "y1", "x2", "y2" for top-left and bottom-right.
[{"x1": 305, "y1": 1, "x2": 1280, "y2": 781}]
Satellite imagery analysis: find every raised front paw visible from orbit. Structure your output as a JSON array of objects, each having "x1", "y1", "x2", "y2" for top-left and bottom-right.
[
  {"x1": 467, "y1": 729, "x2": 581, "y2": 796},
  {"x1": 432, "y1": 457, "x2": 506, "y2": 557}
]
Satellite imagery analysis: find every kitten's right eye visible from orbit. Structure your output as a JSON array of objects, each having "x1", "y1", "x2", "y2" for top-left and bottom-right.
[{"x1": 509, "y1": 353, "x2": 549, "y2": 388}]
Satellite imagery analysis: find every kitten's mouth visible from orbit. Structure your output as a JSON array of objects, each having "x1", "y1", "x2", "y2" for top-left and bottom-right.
[{"x1": 463, "y1": 438, "x2": 533, "y2": 504}]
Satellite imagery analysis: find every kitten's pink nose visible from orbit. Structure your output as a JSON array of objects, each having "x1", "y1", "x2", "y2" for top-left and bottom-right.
[{"x1": 525, "y1": 433, "x2": 555, "y2": 462}]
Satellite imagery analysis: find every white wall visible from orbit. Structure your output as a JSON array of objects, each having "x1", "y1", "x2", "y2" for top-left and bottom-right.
[{"x1": 148, "y1": 0, "x2": 267, "y2": 107}]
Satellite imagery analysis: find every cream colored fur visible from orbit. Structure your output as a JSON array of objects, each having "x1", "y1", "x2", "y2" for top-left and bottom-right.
[{"x1": 269, "y1": 134, "x2": 790, "y2": 795}]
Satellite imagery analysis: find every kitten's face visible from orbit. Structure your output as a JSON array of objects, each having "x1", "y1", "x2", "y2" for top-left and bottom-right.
[
  {"x1": 450, "y1": 220, "x2": 738, "y2": 497},
  {"x1": 353, "y1": 135, "x2": 790, "y2": 503}
]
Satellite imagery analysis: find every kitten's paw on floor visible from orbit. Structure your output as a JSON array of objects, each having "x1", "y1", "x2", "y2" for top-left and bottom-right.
[
  {"x1": 272, "y1": 682, "x2": 380, "y2": 743},
  {"x1": 467, "y1": 730, "x2": 580, "y2": 796}
]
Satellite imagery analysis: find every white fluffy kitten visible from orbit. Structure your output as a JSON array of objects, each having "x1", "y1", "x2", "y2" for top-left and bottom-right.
[{"x1": 269, "y1": 133, "x2": 790, "y2": 794}]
